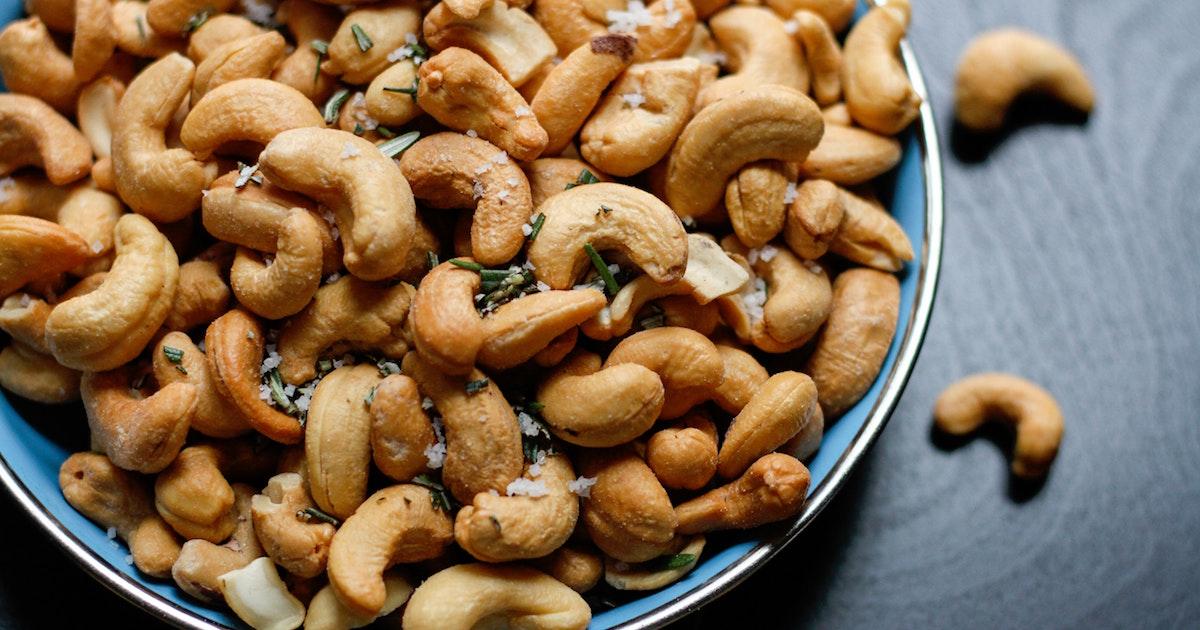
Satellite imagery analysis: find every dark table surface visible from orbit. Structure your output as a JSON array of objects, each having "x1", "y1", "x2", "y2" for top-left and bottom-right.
[{"x1": 3, "y1": 0, "x2": 1200, "y2": 628}]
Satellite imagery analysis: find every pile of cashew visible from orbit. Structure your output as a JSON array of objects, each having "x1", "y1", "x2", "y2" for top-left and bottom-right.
[{"x1": 0, "y1": 1, "x2": 929, "y2": 627}]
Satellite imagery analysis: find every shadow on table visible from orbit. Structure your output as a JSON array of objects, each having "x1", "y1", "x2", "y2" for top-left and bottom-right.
[
  {"x1": 929, "y1": 422, "x2": 1048, "y2": 503},
  {"x1": 950, "y1": 96, "x2": 1092, "y2": 163}
]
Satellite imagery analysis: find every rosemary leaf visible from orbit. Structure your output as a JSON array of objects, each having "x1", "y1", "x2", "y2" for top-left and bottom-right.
[
  {"x1": 377, "y1": 130, "x2": 421, "y2": 159},
  {"x1": 583, "y1": 243, "x2": 620, "y2": 295},
  {"x1": 528, "y1": 213, "x2": 546, "y2": 241},
  {"x1": 323, "y1": 88, "x2": 351, "y2": 125},
  {"x1": 350, "y1": 24, "x2": 373, "y2": 52},
  {"x1": 297, "y1": 506, "x2": 340, "y2": 527},
  {"x1": 449, "y1": 258, "x2": 484, "y2": 272}
]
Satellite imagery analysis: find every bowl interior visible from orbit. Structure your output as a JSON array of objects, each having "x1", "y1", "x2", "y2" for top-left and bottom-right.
[{"x1": 0, "y1": 2, "x2": 940, "y2": 628}]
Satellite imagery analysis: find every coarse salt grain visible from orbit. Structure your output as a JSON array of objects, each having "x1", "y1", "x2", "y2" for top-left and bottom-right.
[
  {"x1": 506, "y1": 177, "x2": 519, "y2": 186},
  {"x1": 696, "y1": 51, "x2": 728, "y2": 66},
  {"x1": 523, "y1": 259, "x2": 536, "y2": 271},
  {"x1": 517, "y1": 412, "x2": 541, "y2": 436},
  {"x1": 466, "y1": 129, "x2": 478, "y2": 138},
  {"x1": 759, "y1": 244, "x2": 779, "y2": 262},
  {"x1": 473, "y1": 162, "x2": 493, "y2": 175},
  {"x1": 340, "y1": 142, "x2": 361, "y2": 159},
  {"x1": 18, "y1": 294, "x2": 31, "y2": 308},
  {"x1": 783, "y1": 19, "x2": 799, "y2": 35},
  {"x1": 106, "y1": 526, "x2": 117, "y2": 540},
  {"x1": 90, "y1": 239, "x2": 104, "y2": 254},
  {"x1": 515, "y1": 105, "x2": 532, "y2": 118},
  {"x1": 621, "y1": 90, "x2": 646, "y2": 108},
  {"x1": 472, "y1": 180, "x2": 485, "y2": 200},
  {"x1": 497, "y1": 189, "x2": 510, "y2": 201},
  {"x1": 424, "y1": 441, "x2": 447, "y2": 469},
  {"x1": 521, "y1": 224, "x2": 533, "y2": 236},
  {"x1": 241, "y1": 0, "x2": 277, "y2": 26},
  {"x1": 663, "y1": 0, "x2": 682, "y2": 27},
  {"x1": 124, "y1": 554, "x2": 134, "y2": 566},
  {"x1": 491, "y1": 152, "x2": 509, "y2": 164},
  {"x1": 607, "y1": 1, "x2": 653, "y2": 33},
  {"x1": 422, "y1": 397, "x2": 434, "y2": 410},
  {"x1": 536, "y1": 281, "x2": 551, "y2": 292},
  {"x1": 783, "y1": 182, "x2": 798, "y2": 204},
  {"x1": 567, "y1": 476, "x2": 597, "y2": 497},
  {"x1": 505, "y1": 477, "x2": 549, "y2": 497},
  {"x1": 0, "y1": 176, "x2": 14, "y2": 202},
  {"x1": 325, "y1": 272, "x2": 341, "y2": 284}
]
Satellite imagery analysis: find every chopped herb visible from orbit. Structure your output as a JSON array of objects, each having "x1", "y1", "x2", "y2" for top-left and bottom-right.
[
  {"x1": 412, "y1": 474, "x2": 455, "y2": 511},
  {"x1": 449, "y1": 258, "x2": 484, "y2": 272},
  {"x1": 426, "y1": 251, "x2": 439, "y2": 269},
  {"x1": 364, "y1": 385, "x2": 378, "y2": 406},
  {"x1": 162, "y1": 346, "x2": 185, "y2": 364},
  {"x1": 266, "y1": 368, "x2": 299, "y2": 416},
  {"x1": 653, "y1": 553, "x2": 697, "y2": 571},
  {"x1": 480, "y1": 268, "x2": 516, "y2": 282},
  {"x1": 583, "y1": 243, "x2": 620, "y2": 295},
  {"x1": 465, "y1": 378, "x2": 489, "y2": 394},
  {"x1": 528, "y1": 213, "x2": 546, "y2": 241},
  {"x1": 297, "y1": 506, "x2": 340, "y2": 527},
  {"x1": 564, "y1": 168, "x2": 599, "y2": 190},
  {"x1": 353, "y1": 123, "x2": 364, "y2": 136},
  {"x1": 377, "y1": 126, "x2": 396, "y2": 139},
  {"x1": 323, "y1": 88, "x2": 351, "y2": 125},
  {"x1": 234, "y1": 162, "x2": 261, "y2": 188},
  {"x1": 183, "y1": 9, "x2": 210, "y2": 33},
  {"x1": 316, "y1": 358, "x2": 334, "y2": 376},
  {"x1": 520, "y1": 415, "x2": 554, "y2": 463},
  {"x1": 526, "y1": 401, "x2": 544, "y2": 413},
  {"x1": 135, "y1": 16, "x2": 146, "y2": 42},
  {"x1": 383, "y1": 78, "x2": 419, "y2": 102},
  {"x1": 476, "y1": 270, "x2": 533, "y2": 310},
  {"x1": 311, "y1": 40, "x2": 329, "y2": 85},
  {"x1": 376, "y1": 357, "x2": 401, "y2": 376},
  {"x1": 409, "y1": 41, "x2": 428, "y2": 59},
  {"x1": 350, "y1": 24, "x2": 373, "y2": 52},
  {"x1": 597, "y1": 204, "x2": 613, "y2": 215},
  {"x1": 377, "y1": 130, "x2": 420, "y2": 158}
]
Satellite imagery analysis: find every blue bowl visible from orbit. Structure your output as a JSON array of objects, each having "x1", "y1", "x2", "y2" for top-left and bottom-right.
[{"x1": 0, "y1": 2, "x2": 944, "y2": 628}]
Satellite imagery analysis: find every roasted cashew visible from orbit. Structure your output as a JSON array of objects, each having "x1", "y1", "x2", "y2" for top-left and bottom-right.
[
  {"x1": 205, "y1": 309, "x2": 305, "y2": 444},
  {"x1": 455, "y1": 453, "x2": 579, "y2": 562},
  {"x1": 171, "y1": 484, "x2": 264, "y2": 602},
  {"x1": 251, "y1": 472, "x2": 336, "y2": 579},
  {"x1": 219, "y1": 557, "x2": 306, "y2": 630},
  {"x1": 399, "y1": 132, "x2": 534, "y2": 265},
  {"x1": 675, "y1": 452, "x2": 810, "y2": 533},
  {"x1": 658, "y1": 295, "x2": 721, "y2": 336},
  {"x1": 324, "y1": 1, "x2": 423, "y2": 84},
  {"x1": 725, "y1": 161, "x2": 797, "y2": 248},
  {"x1": 155, "y1": 440, "x2": 276, "y2": 542},
  {"x1": 369, "y1": 374, "x2": 437, "y2": 481},
  {"x1": 304, "y1": 573, "x2": 412, "y2": 630},
  {"x1": 44, "y1": 214, "x2": 180, "y2": 371},
  {"x1": 528, "y1": 182, "x2": 688, "y2": 289},
  {"x1": 424, "y1": 0, "x2": 558, "y2": 88},
  {"x1": 327, "y1": 484, "x2": 454, "y2": 618},
  {"x1": 829, "y1": 186, "x2": 914, "y2": 271},
  {"x1": 418, "y1": 47, "x2": 549, "y2": 162},
  {"x1": 478, "y1": 289, "x2": 607, "y2": 370},
  {"x1": 3, "y1": 184, "x2": 123, "y2": 277},
  {"x1": 0, "y1": 95, "x2": 92, "y2": 186},
  {"x1": 523, "y1": 157, "x2": 611, "y2": 208},
  {"x1": 606, "y1": 326, "x2": 725, "y2": 419},
  {"x1": 717, "y1": 371, "x2": 818, "y2": 478},
  {"x1": 271, "y1": 0, "x2": 342, "y2": 103},
  {"x1": 624, "y1": 0, "x2": 698, "y2": 63},
  {"x1": 578, "y1": 275, "x2": 688, "y2": 341},
  {"x1": 646, "y1": 413, "x2": 718, "y2": 490},
  {"x1": 538, "y1": 350, "x2": 663, "y2": 447},
  {"x1": 111, "y1": 53, "x2": 212, "y2": 223},
  {"x1": 70, "y1": 0, "x2": 115, "y2": 84},
  {"x1": 711, "y1": 343, "x2": 769, "y2": 414},
  {"x1": 258, "y1": 127, "x2": 417, "y2": 281},
  {"x1": 77, "y1": 77, "x2": 126, "y2": 193},
  {"x1": 804, "y1": 268, "x2": 900, "y2": 418},
  {"x1": 402, "y1": 352, "x2": 524, "y2": 503},
  {"x1": 717, "y1": 239, "x2": 832, "y2": 351},
  {"x1": 605, "y1": 535, "x2": 705, "y2": 591},
  {"x1": 798, "y1": 124, "x2": 902, "y2": 185},
  {"x1": 788, "y1": 8, "x2": 843, "y2": 106},
  {"x1": 409, "y1": 260, "x2": 483, "y2": 375},
  {"x1": 0, "y1": 293, "x2": 52, "y2": 353},
  {"x1": 229, "y1": 209, "x2": 325, "y2": 320},
  {"x1": 183, "y1": 75, "x2": 329, "y2": 158},
  {"x1": 275, "y1": 275, "x2": 413, "y2": 384},
  {"x1": 0, "y1": 342, "x2": 81, "y2": 404},
  {"x1": 191, "y1": 31, "x2": 287, "y2": 102},
  {"x1": 534, "y1": 546, "x2": 604, "y2": 593},
  {"x1": 955, "y1": 29, "x2": 1095, "y2": 133},
  {"x1": 580, "y1": 58, "x2": 703, "y2": 177},
  {"x1": 0, "y1": 18, "x2": 81, "y2": 112},
  {"x1": 783, "y1": 178, "x2": 843, "y2": 259},
  {"x1": 24, "y1": 0, "x2": 75, "y2": 32},
  {"x1": 934, "y1": 373, "x2": 1065, "y2": 478},
  {"x1": 781, "y1": 402, "x2": 824, "y2": 461},
  {"x1": 153, "y1": 332, "x2": 251, "y2": 438},
  {"x1": 306, "y1": 364, "x2": 382, "y2": 520},
  {"x1": 82, "y1": 364, "x2": 196, "y2": 474},
  {"x1": 665, "y1": 85, "x2": 824, "y2": 219},
  {"x1": 146, "y1": 0, "x2": 236, "y2": 36},
  {"x1": 364, "y1": 60, "x2": 423, "y2": 127},
  {"x1": 59, "y1": 452, "x2": 181, "y2": 578},
  {"x1": 0, "y1": 216, "x2": 92, "y2": 299},
  {"x1": 112, "y1": 1, "x2": 187, "y2": 58},
  {"x1": 695, "y1": 6, "x2": 808, "y2": 110},
  {"x1": 403, "y1": 563, "x2": 591, "y2": 630},
  {"x1": 162, "y1": 258, "x2": 232, "y2": 333},
  {"x1": 531, "y1": 34, "x2": 636, "y2": 155},
  {"x1": 579, "y1": 446, "x2": 677, "y2": 563},
  {"x1": 187, "y1": 14, "x2": 265, "y2": 63},
  {"x1": 842, "y1": 0, "x2": 921, "y2": 135}
]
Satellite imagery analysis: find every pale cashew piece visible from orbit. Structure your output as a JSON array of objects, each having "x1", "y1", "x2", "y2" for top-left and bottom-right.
[
  {"x1": 783, "y1": 179, "x2": 843, "y2": 260},
  {"x1": 153, "y1": 332, "x2": 251, "y2": 438},
  {"x1": 675, "y1": 452, "x2": 810, "y2": 533},
  {"x1": 718, "y1": 371, "x2": 819, "y2": 478},
  {"x1": 251, "y1": 472, "x2": 336, "y2": 578},
  {"x1": 538, "y1": 351, "x2": 664, "y2": 447},
  {"x1": 955, "y1": 29, "x2": 1095, "y2": 133},
  {"x1": 219, "y1": 556, "x2": 306, "y2": 630},
  {"x1": 829, "y1": 186, "x2": 914, "y2": 272},
  {"x1": 45, "y1": 214, "x2": 180, "y2": 371},
  {"x1": 646, "y1": 413, "x2": 718, "y2": 490},
  {"x1": 82, "y1": 365, "x2": 197, "y2": 474},
  {"x1": 790, "y1": 8, "x2": 843, "y2": 106},
  {"x1": 304, "y1": 573, "x2": 413, "y2": 630},
  {"x1": 0, "y1": 95, "x2": 92, "y2": 186},
  {"x1": 798, "y1": 124, "x2": 902, "y2": 185},
  {"x1": 0, "y1": 18, "x2": 81, "y2": 113},
  {"x1": 327, "y1": 484, "x2": 454, "y2": 618},
  {"x1": 191, "y1": 31, "x2": 287, "y2": 102},
  {"x1": 72, "y1": 0, "x2": 116, "y2": 83},
  {"x1": 172, "y1": 484, "x2": 264, "y2": 602},
  {"x1": 695, "y1": 7, "x2": 808, "y2": 110},
  {"x1": 146, "y1": 0, "x2": 237, "y2": 36},
  {"x1": 258, "y1": 127, "x2": 417, "y2": 281},
  {"x1": 933, "y1": 373, "x2": 1065, "y2": 478},
  {"x1": 306, "y1": 364, "x2": 383, "y2": 520},
  {"x1": 665, "y1": 85, "x2": 824, "y2": 219},
  {"x1": 804, "y1": 268, "x2": 900, "y2": 418},
  {"x1": 842, "y1": 0, "x2": 921, "y2": 135},
  {"x1": 725, "y1": 161, "x2": 796, "y2": 249},
  {"x1": 605, "y1": 535, "x2": 706, "y2": 591},
  {"x1": 59, "y1": 452, "x2": 181, "y2": 578},
  {"x1": 369, "y1": 374, "x2": 437, "y2": 481},
  {"x1": 183, "y1": 78, "x2": 326, "y2": 158},
  {"x1": 229, "y1": 209, "x2": 325, "y2": 320},
  {"x1": 409, "y1": 260, "x2": 483, "y2": 375},
  {"x1": 424, "y1": 0, "x2": 558, "y2": 88},
  {"x1": 0, "y1": 342, "x2": 81, "y2": 404},
  {"x1": 478, "y1": 289, "x2": 607, "y2": 370},
  {"x1": 324, "y1": 1, "x2": 423, "y2": 84},
  {"x1": 528, "y1": 182, "x2": 688, "y2": 289},
  {"x1": 531, "y1": 34, "x2": 636, "y2": 155},
  {"x1": 579, "y1": 447, "x2": 677, "y2": 563},
  {"x1": 0, "y1": 216, "x2": 92, "y2": 299},
  {"x1": 403, "y1": 563, "x2": 591, "y2": 630}
]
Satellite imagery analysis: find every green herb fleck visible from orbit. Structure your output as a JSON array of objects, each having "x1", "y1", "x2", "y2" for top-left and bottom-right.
[
  {"x1": 183, "y1": 9, "x2": 210, "y2": 34},
  {"x1": 583, "y1": 243, "x2": 620, "y2": 295},
  {"x1": 323, "y1": 89, "x2": 351, "y2": 125},
  {"x1": 311, "y1": 39, "x2": 329, "y2": 86},
  {"x1": 135, "y1": 16, "x2": 146, "y2": 42},
  {"x1": 350, "y1": 24, "x2": 373, "y2": 52},
  {"x1": 426, "y1": 251, "x2": 439, "y2": 269},
  {"x1": 162, "y1": 346, "x2": 185, "y2": 364},
  {"x1": 564, "y1": 169, "x2": 599, "y2": 190},
  {"x1": 465, "y1": 378, "x2": 489, "y2": 395},
  {"x1": 526, "y1": 401, "x2": 544, "y2": 413},
  {"x1": 297, "y1": 506, "x2": 340, "y2": 527},
  {"x1": 377, "y1": 130, "x2": 421, "y2": 159},
  {"x1": 653, "y1": 553, "x2": 697, "y2": 571},
  {"x1": 412, "y1": 474, "x2": 455, "y2": 512},
  {"x1": 353, "y1": 123, "x2": 365, "y2": 136},
  {"x1": 449, "y1": 258, "x2": 484, "y2": 272},
  {"x1": 376, "y1": 358, "x2": 401, "y2": 376},
  {"x1": 382, "y1": 78, "x2": 419, "y2": 102},
  {"x1": 364, "y1": 385, "x2": 378, "y2": 406},
  {"x1": 377, "y1": 126, "x2": 396, "y2": 139},
  {"x1": 266, "y1": 368, "x2": 299, "y2": 416},
  {"x1": 528, "y1": 213, "x2": 546, "y2": 241},
  {"x1": 316, "y1": 358, "x2": 334, "y2": 376}
]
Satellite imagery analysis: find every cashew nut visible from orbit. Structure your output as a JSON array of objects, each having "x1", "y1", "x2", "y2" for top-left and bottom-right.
[
  {"x1": 531, "y1": 34, "x2": 636, "y2": 155},
  {"x1": 112, "y1": 1, "x2": 187, "y2": 58},
  {"x1": 24, "y1": 0, "x2": 75, "y2": 32},
  {"x1": 531, "y1": 0, "x2": 611, "y2": 55},
  {"x1": 192, "y1": 31, "x2": 287, "y2": 102},
  {"x1": 478, "y1": 288, "x2": 607, "y2": 370},
  {"x1": 605, "y1": 535, "x2": 706, "y2": 591},
  {"x1": 675, "y1": 452, "x2": 810, "y2": 533},
  {"x1": 0, "y1": 95, "x2": 92, "y2": 186},
  {"x1": 424, "y1": 0, "x2": 558, "y2": 88},
  {"x1": 523, "y1": 157, "x2": 611, "y2": 208},
  {"x1": 534, "y1": 328, "x2": 580, "y2": 368},
  {"x1": 155, "y1": 440, "x2": 277, "y2": 542},
  {"x1": 219, "y1": 556, "x2": 307, "y2": 630},
  {"x1": 822, "y1": 101, "x2": 854, "y2": 126},
  {"x1": 306, "y1": 364, "x2": 382, "y2": 519},
  {"x1": 798, "y1": 124, "x2": 902, "y2": 185},
  {"x1": 579, "y1": 446, "x2": 677, "y2": 563},
  {"x1": 77, "y1": 77, "x2": 126, "y2": 192},
  {"x1": 324, "y1": 1, "x2": 423, "y2": 84},
  {"x1": 767, "y1": 0, "x2": 856, "y2": 33},
  {"x1": 783, "y1": 178, "x2": 843, "y2": 260},
  {"x1": 718, "y1": 371, "x2": 818, "y2": 478},
  {"x1": 533, "y1": 546, "x2": 603, "y2": 594},
  {"x1": 146, "y1": 0, "x2": 236, "y2": 36},
  {"x1": 717, "y1": 239, "x2": 832, "y2": 351},
  {"x1": 59, "y1": 452, "x2": 181, "y2": 578},
  {"x1": 842, "y1": 0, "x2": 921, "y2": 135},
  {"x1": 0, "y1": 341, "x2": 81, "y2": 404},
  {"x1": 182, "y1": 79, "x2": 325, "y2": 160},
  {"x1": 0, "y1": 216, "x2": 92, "y2": 299},
  {"x1": 780, "y1": 402, "x2": 824, "y2": 461},
  {"x1": 153, "y1": 332, "x2": 251, "y2": 438},
  {"x1": 251, "y1": 472, "x2": 336, "y2": 579},
  {"x1": 695, "y1": 7, "x2": 808, "y2": 110},
  {"x1": 162, "y1": 258, "x2": 232, "y2": 333},
  {"x1": 402, "y1": 563, "x2": 591, "y2": 630},
  {"x1": 3, "y1": 184, "x2": 122, "y2": 277},
  {"x1": 369, "y1": 374, "x2": 437, "y2": 482},
  {"x1": 829, "y1": 186, "x2": 914, "y2": 272},
  {"x1": 955, "y1": 29, "x2": 1095, "y2": 133},
  {"x1": 187, "y1": 14, "x2": 265, "y2": 63},
  {"x1": 81, "y1": 364, "x2": 196, "y2": 474},
  {"x1": 408, "y1": 260, "x2": 482, "y2": 375},
  {"x1": 646, "y1": 413, "x2": 718, "y2": 490},
  {"x1": 304, "y1": 573, "x2": 412, "y2": 630},
  {"x1": 933, "y1": 373, "x2": 1065, "y2": 478},
  {"x1": 171, "y1": 483, "x2": 264, "y2": 602},
  {"x1": 537, "y1": 350, "x2": 663, "y2": 447},
  {"x1": 725, "y1": 160, "x2": 797, "y2": 249},
  {"x1": 0, "y1": 17, "x2": 81, "y2": 112},
  {"x1": 0, "y1": 293, "x2": 52, "y2": 353},
  {"x1": 789, "y1": 9, "x2": 843, "y2": 106},
  {"x1": 711, "y1": 343, "x2": 769, "y2": 414},
  {"x1": 658, "y1": 295, "x2": 722, "y2": 336},
  {"x1": 271, "y1": 0, "x2": 342, "y2": 103},
  {"x1": 229, "y1": 209, "x2": 325, "y2": 320},
  {"x1": 606, "y1": 326, "x2": 725, "y2": 419},
  {"x1": 69, "y1": 0, "x2": 115, "y2": 84},
  {"x1": 364, "y1": 60, "x2": 423, "y2": 127}
]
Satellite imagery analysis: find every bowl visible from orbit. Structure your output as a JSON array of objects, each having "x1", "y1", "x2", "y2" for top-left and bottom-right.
[{"x1": 0, "y1": 1, "x2": 943, "y2": 628}]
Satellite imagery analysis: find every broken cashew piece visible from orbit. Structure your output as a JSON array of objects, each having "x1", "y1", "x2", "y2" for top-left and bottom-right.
[
  {"x1": 605, "y1": 535, "x2": 706, "y2": 591},
  {"x1": 0, "y1": 94, "x2": 92, "y2": 186},
  {"x1": 219, "y1": 556, "x2": 306, "y2": 630},
  {"x1": 304, "y1": 573, "x2": 413, "y2": 630},
  {"x1": 172, "y1": 484, "x2": 264, "y2": 602},
  {"x1": 842, "y1": 0, "x2": 922, "y2": 135},
  {"x1": 423, "y1": 0, "x2": 558, "y2": 88},
  {"x1": 531, "y1": 34, "x2": 637, "y2": 156},
  {"x1": 251, "y1": 472, "x2": 336, "y2": 579},
  {"x1": 676, "y1": 453, "x2": 811, "y2": 533},
  {"x1": 403, "y1": 563, "x2": 591, "y2": 630}
]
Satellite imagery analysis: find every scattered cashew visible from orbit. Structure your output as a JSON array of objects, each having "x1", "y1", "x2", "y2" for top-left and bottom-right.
[
  {"x1": 842, "y1": 0, "x2": 921, "y2": 135},
  {"x1": 424, "y1": 0, "x2": 558, "y2": 88},
  {"x1": 695, "y1": 7, "x2": 808, "y2": 110},
  {"x1": 172, "y1": 484, "x2": 264, "y2": 602},
  {"x1": 579, "y1": 446, "x2": 677, "y2": 563},
  {"x1": 780, "y1": 402, "x2": 824, "y2": 461},
  {"x1": 162, "y1": 258, "x2": 232, "y2": 333},
  {"x1": 187, "y1": 14, "x2": 265, "y2": 63},
  {"x1": 409, "y1": 260, "x2": 483, "y2": 375},
  {"x1": 606, "y1": 327, "x2": 725, "y2": 419},
  {"x1": 934, "y1": 373, "x2": 1065, "y2": 478},
  {"x1": 0, "y1": 17, "x2": 81, "y2": 112},
  {"x1": 369, "y1": 374, "x2": 437, "y2": 482},
  {"x1": 155, "y1": 441, "x2": 275, "y2": 542},
  {"x1": 675, "y1": 453, "x2": 810, "y2": 533},
  {"x1": 646, "y1": 413, "x2": 718, "y2": 490},
  {"x1": 364, "y1": 60, "x2": 423, "y2": 127},
  {"x1": 790, "y1": 9, "x2": 843, "y2": 106},
  {"x1": 403, "y1": 563, "x2": 591, "y2": 630},
  {"x1": 251, "y1": 472, "x2": 336, "y2": 579},
  {"x1": 534, "y1": 546, "x2": 604, "y2": 594},
  {"x1": 0, "y1": 95, "x2": 92, "y2": 186},
  {"x1": 718, "y1": 371, "x2": 819, "y2": 478},
  {"x1": 538, "y1": 351, "x2": 664, "y2": 448},
  {"x1": 531, "y1": 34, "x2": 636, "y2": 155},
  {"x1": 153, "y1": 332, "x2": 250, "y2": 438}
]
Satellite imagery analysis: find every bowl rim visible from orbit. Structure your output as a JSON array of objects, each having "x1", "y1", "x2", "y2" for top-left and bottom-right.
[{"x1": 0, "y1": 4, "x2": 943, "y2": 629}]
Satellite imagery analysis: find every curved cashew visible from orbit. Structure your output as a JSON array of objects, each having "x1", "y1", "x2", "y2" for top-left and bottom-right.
[
  {"x1": 478, "y1": 289, "x2": 607, "y2": 370},
  {"x1": 606, "y1": 327, "x2": 725, "y2": 418},
  {"x1": 579, "y1": 275, "x2": 687, "y2": 341},
  {"x1": 187, "y1": 14, "x2": 265, "y2": 63},
  {"x1": 146, "y1": 0, "x2": 236, "y2": 36},
  {"x1": 646, "y1": 413, "x2": 718, "y2": 490},
  {"x1": 424, "y1": 0, "x2": 558, "y2": 88},
  {"x1": 783, "y1": 179, "x2": 843, "y2": 259},
  {"x1": 0, "y1": 342, "x2": 81, "y2": 404},
  {"x1": 219, "y1": 557, "x2": 306, "y2": 630},
  {"x1": 829, "y1": 186, "x2": 914, "y2": 271},
  {"x1": 933, "y1": 373, "x2": 1064, "y2": 478},
  {"x1": 523, "y1": 158, "x2": 611, "y2": 208},
  {"x1": 418, "y1": 47, "x2": 548, "y2": 161},
  {"x1": 0, "y1": 18, "x2": 81, "y2": 112},
  {"x1": 59, "y1": 452, "x2": 181, "y2": 578},
  {"x1": 0, "y1": 216, "x2": 92, "y2": 299},
  {"x1": 665, "y1": 85, "x2": 824, "y2": 219},
  {"x1": 183, "y1": 78, "x2": 324, "y2": 160},
  {"x1": 402, "y1": 352, "x2": 524, "y2": 502},
  {"x1": 725, "y1": 161, "x2": 797, "y2": 249},
  {"x1": 304, "y1": 573, "x2": 413, "y2": 630},
  {"x1": 258, "y1": 127, "x2": 417, "y2": 281},
  {"x1": 111, "y1": 53, "x2": 212, "y2": 223},
  {"x1": 45, "y1": 214, "x2": 179, "y2": 371},
  {"x1": 580, "y1": 57, "x2": 703, "y2": 177},
  {"x1": 192, "y1": 31, "x2": 287, "y2": 102},
  {"x1": 804, "y1": 268, "x2": 900, "y2": 418},
  {"x1": 153, "y1": 332, "x2": 251, "y2": 438},
  {"x1": 399, "y1": 132, "x2": 534, "y2": 265},
  {"x1": 172, "y1": 484, "x2": 264, "y2": 602},
  {"x1": 324, "y1": 1, "x2": 423, "y2": 84},
  {"x1": 717, "y1": 240, "x2": 832, "y2": 351},
  {"x1": 306, "y1": 364, "x2": 382, "y2": 519},
  {"x1": 579, "y1": 446, "x2": 677, "y2": 563},
  {"x1": 0, "y1": 95, "x2": 92, "y2": 186},
  {"x1": 712, "y1": 343, "x2": 769, "y2": 414},
  {"x1": 230, "y1": 209, "x2": 325, "y2": 320},
  {"x1": 538, "y1": 350, "x2": 664, "y2": 447},
  {"x1": 531, "y1": 34, "x2": 636, "y2": 155},
  {"x1": 842, "y1": 0, "x2": 921, "y2": 135},
  {"x1": 789, "y1": 9, "x2": 843, "y2": 106},
  {"x1": 409, "y1": 260, "x2": 482, "y2": 375},
  {"x1": 696, "y1": 7, "x2": 808, "y2": 110},
  {"x1": 364, "y1": 60, "x2": 423, "y2": 127},
  {"x1": 799, "y1": 124, "x2": 902, "y2": 185},
  {"x1": 26, "y1": 186, "x2": 122, "y2": 277},
  {"x1": 455, "y1": 453, "x2": 579, "y2": 562},
  {"x1": 112, "y1": 1, "x2": 187, "y2": 58},
  {"x1": 155, "y1": 441, "x2": 276, "y2": 542},
  {"x1": 251, "y1": 472, "x2": 336, "y2": 578},
  {"x1": 82, "y1": 365, "x2": 196, "y2": 474},
  {"x1": 205, "y1": 309, "x2": 305, "y2": 444},
  {"x1": 955, "y1": 29, "x2": 1095, "y2": 133},
  {"x1": 162, "y1": 259, "x2": 233, "y2": 333},
  {"x1": 369, "y1": 374, "x2": 437, "y2": 481},
  {"x1": 528, "y1": 182, "x2": 688, "y2": 289},
  {"x1": 327, "y1": 484, "x2": 454, "y2": 618},
  {"x1": 717, "y1": 371, "x2": 819, "y2": 478},
  {"x1": 605, "y1": 535, "x2": 706, "y2": 591},
  {"x1": 275, "y1": 275, "x2": 413, "y2": 384},
  {"x1": 675, "y1": 452, "x2": 810, "y2": 533},
  {"x1": 404, "y1": 563, "x2": 591, "y2": 630}
]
